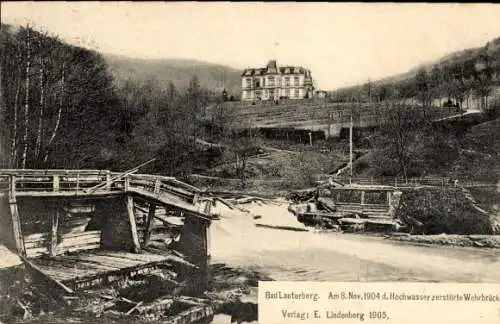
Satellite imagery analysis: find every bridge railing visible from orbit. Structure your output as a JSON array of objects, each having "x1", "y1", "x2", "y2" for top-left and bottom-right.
[
  {"x1": 0, "y1": 170, "x2": 203, "y2": 204},
  {"x1": 314, "y1": 174, "x2": 496, "y2": 188},
  {"x1": 110, "y1": 173, "x2": 200, "y2": 203},
  {"x1": 0, "y1": 170, "x2": 114, "y2": 195}
]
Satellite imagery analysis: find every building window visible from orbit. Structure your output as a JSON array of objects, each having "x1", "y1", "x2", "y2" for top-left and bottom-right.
[
  {"x1": 285, "y1": 89, "x2": 290, "y2": 97},
  {"x1": 268, "y1": 76, "x2": 274, "y2": 86},
  {"x1": 285, "y1": 76, "x2": 290, "y2": 86},
  {"x1": 294, "y1": 89, "x2": 299, "y2": 98},
  {"x1": 294, "y1": 76, "x2": 299, "y2": 86},
  {"x1": 255, "y1": 79, "x2": 261, "y2": 88},
  {"x1": 246, "y1": 78, "x2": 252, "y2": 88},
  {"x1": 263, "y1": 78, "x2": 266, "y2": 87}
]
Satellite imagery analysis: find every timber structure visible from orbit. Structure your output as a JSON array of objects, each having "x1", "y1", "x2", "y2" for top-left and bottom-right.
[
  {"x1": 0, "y1": 168, "x2": 217, "y2": 323},
  {"x1": 296, "y1": 184, "x2": 403, "y2": 231}
]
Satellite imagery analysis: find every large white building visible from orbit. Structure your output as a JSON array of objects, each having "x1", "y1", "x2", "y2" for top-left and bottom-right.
[{"x1": 241, "y1": 60, "x2": 314, "y2": 101}]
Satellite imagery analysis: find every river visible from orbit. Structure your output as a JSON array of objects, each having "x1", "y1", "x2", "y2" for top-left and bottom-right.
[{"x1": 209, "y1": 199, "x2": 500, "y2": 283}]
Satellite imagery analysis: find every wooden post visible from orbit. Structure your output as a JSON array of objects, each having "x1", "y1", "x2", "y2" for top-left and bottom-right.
[
  {"x1": 53, "y1": 175, "x2": 60, "y2": 192},
  {"x1": 360, "y1": 191, "x2": 365, "y2": 205},
  {"x1": 154, "y1": 179, "x2": 161, "y2": 195},
  {"x1": 106, "y1": 171, "x2": 111, "y2": 190},
  {"x1": 9, "y1": 176, "x2": 26, "y2": 256},
  {"x1": 143, "y1": 204, "x2": 156, "y2": 247},
  {"x1": 124, "y1": 176, "x2": 130, "y2": 192},
  {"x1": 126, "y1": 195, "x2": 141, "y2": 253},
  {"x1": 50, "y1": 206, "x2": 59, "y2": 256},
  {"x1": 76, "y1": 173, "x2": 80, "y2": 193}
]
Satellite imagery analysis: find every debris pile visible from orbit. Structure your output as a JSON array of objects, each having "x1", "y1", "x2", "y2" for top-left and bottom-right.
[
  {"x1": 206, "y1": 263, "x2": 273, "y2": 324},
  {"x1": 0, "y1": 256, "x2": 214, "y2": 324}
]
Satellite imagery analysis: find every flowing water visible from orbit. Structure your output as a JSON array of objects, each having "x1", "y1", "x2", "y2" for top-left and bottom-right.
[{"x1": 210, "y1": 199, "x2": 500, "y2": 283}]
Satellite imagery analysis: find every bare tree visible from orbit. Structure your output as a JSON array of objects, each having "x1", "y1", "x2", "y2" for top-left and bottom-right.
[
  {"x1": 21, "y1": 26, "x2": 31, "y2": 169},
  {"x1": 10, "y1": 42, "x2": 23, "y2": 168},
  {"x1": 34, "y1": 57, "x2": 45, "y2": 160},
  {"x1": 44, "y1": 61, "x2": 65, "y2": 163},
  {"x1": 224, "y1": 120, "x2": 261, "y2": 188},
  {"x1": 379, "y1": 99, "x2": 427, "y2": 182}
]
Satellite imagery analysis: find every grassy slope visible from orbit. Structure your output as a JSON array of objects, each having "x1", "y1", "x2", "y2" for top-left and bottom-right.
[{"x1": 105, "y1": 54, "x2": 242, "y2": 96}]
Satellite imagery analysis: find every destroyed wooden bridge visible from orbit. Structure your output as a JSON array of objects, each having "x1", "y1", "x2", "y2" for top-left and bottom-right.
[{"x1": 0, "y1": 168, "x2": 217, "y2": 323}]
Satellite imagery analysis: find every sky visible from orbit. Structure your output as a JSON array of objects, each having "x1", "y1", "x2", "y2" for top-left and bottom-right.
[{"x1": 3, "y1": 2, "x2": 500, "y2": 90}]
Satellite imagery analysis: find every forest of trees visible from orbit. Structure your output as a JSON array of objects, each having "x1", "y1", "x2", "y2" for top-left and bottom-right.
[
  {"x1": 331, "y1": 38, "x2": 500, "y2": 111},
  {"x1": 0, "y1": 24, "x2": 227, "y2": 174}
]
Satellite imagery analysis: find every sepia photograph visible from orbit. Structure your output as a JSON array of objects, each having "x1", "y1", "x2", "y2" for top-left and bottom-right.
[{"x1": 0, "y1": 2, "x2": 499, "y2": 323}]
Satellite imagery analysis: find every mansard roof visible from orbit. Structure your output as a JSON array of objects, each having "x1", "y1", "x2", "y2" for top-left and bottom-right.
[{"x1": 241, "y1": 62, "x2": 311, "y2": 77}]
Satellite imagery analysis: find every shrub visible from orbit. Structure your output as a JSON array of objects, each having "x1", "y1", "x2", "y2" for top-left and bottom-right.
[{"x1": 396, "y1": 187, "x2": 493, "y2": 235}]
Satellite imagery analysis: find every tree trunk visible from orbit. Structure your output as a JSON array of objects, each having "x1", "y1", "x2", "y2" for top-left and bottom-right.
[
  {"x1": 21, "y1": 27, "x2": 31, "y2": 169},
  {"x1": 35, "y1": 59, "x2": 45, "y2": 162},
  {"x1": 44, "y1": 62, "x2": 65, "y2": 163},
  {"x1": 11, "y1": 45, "x2": 22, "y2": 168},
  {"x1": 0, "y1": 63, "x2": 4, "y2": 167}
]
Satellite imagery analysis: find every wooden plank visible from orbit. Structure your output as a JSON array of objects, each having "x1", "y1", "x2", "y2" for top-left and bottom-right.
[
  {"x1": 24, "y1": 231, "x2": 101, "y2": 250},
  {"x1": 50, "y1": 207, "x2": 59, "y2": 256},
  {"x1": 166, "y1": 304, "x2": 214, "y2": 324},
  {"x1": 56, "y1": 238, "x2": 101, "y2": 250},
  {"x1": 24, "y1": 232, "x2": 50, "y2": 242},
  {"x1": 144, "y1": 204, "x2": 156, "y2": 246},
  {"x1": 16, "y1": 191, "x2": 124, "y2": 198},
  {"x1": 62, "y1": 205, "x2": 95, "y2": 213},
  {"x1": 61, "y1": 230, "x2": 101, "y2": 240},
  {"x1": 55, "y1": 243, "x2": 100, "y2": 255},
  {"x1": 57, "y1": 233, "x2": 101, "y2": 248},
  {"x1": 127, "y1": 195, "x2": 141, "y2": 252},
  {"x1": 61, "y1": 254, "x2": 124, "y2": 270},
  {"x1": 71, "y1": 254, "x2": 143, "y2": 268},
  {"x1": 25, "y1": 238, "x2": 49, "y2": 249},
  {"x1": 135, "y1": 296, "x2": 173, "y2": 315},
  {"x1": 26, "y1": 247, "x2": 49, "y2": 258},
  {"x1": 94, "y1": 250, "x2": 168, "y2": 263},
  {"x1": 33, "y1": 259, "x2": 99, "y2": 279},
  {"x1": 54, "y1": 256, "x2": 121, "y2": 271},
  {"x1": 86, "y1": 252, "x2": 149, "y2": 267}
]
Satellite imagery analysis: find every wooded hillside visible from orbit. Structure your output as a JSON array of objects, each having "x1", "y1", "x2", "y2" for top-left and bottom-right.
[
  {"x1": 331, "y1": 36, "x2": 500, "y2": 110},
  {"x1": 105, "y1": 54, "x2": 242, "y2": 98},
  {"x1": 0, "y1": 24, "x2": 226, "y2": 174}
]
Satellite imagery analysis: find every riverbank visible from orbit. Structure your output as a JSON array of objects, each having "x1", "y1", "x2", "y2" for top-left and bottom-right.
[{"x1": 385, "y1": 233, "x2": 500, "y2": 248}]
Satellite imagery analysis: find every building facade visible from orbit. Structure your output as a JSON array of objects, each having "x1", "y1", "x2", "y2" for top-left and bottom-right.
[{"x1": 241, "y1": 60, "x2": 314, "y2": 101}]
